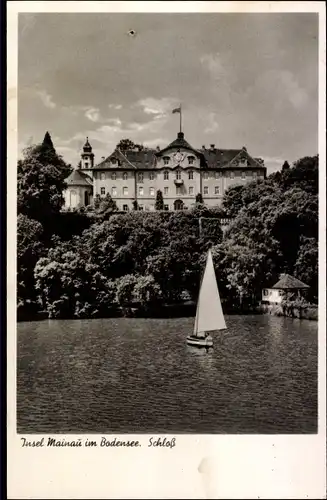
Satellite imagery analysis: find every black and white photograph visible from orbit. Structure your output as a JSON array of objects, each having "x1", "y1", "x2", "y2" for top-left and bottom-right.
[
  {"x1": 15, "y1": 8, "x2": 322, "y2": 438},
  {"x1": 7, "y1": 2, "x2": 327, "y2": 498}
]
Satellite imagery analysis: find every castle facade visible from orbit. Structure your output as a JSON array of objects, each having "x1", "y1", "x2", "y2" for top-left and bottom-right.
[{"x1": 64, "y1": 132, "x2": 266, "y2": 211}]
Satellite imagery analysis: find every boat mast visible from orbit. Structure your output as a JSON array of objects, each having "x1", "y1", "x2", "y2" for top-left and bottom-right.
[{"x1": 194, "y1": 250, "x2": 209, "y2": 337}]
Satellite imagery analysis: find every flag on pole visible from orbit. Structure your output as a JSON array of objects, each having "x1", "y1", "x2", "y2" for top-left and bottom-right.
[{"x1": 172, "y1": 106, "x2": 181, "y2": 114}]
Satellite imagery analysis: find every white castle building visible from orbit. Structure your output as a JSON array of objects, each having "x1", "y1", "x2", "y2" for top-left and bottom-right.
[{"x1": 64, "y1": 131, "x2": 266, "y2": 211}]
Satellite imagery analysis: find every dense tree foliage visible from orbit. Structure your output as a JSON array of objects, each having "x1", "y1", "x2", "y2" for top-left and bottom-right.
[
  {"x1": 195, "y1": 192, "x2": 203, "y2": 204},
  {"x1": 215, "y1": 156, "x2": 319, "y2": 305},
  {"x1": 17, "y1": 143, "x2": 318, "y2": 319},
  {"x1": 116, "y1": 138, "x2": 144, "y2": 152},
  {"x1": 17, "y1": 133, "x2": 72, "y2": 221},
  {"x1": 155, "y1": 190, "x2": 164, "y2": 210},
  {"x1": 33, "y1": 210, "x2": 223, "y2": 318}
]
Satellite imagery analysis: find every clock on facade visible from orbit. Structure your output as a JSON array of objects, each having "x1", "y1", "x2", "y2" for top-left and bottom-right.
[{"x1": 173, "y1": 151, "x2": 185, "y2": 164}]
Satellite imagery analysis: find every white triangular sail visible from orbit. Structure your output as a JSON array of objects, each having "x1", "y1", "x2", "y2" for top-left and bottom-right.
[{"x1": 194, "y1": 249, "x2": 226, "y2": 336}]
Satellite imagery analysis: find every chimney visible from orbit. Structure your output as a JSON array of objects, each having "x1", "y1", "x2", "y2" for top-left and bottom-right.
[
  {"x1": 156, "y1": 146, "x2": 160, "y2": 152},
  {"x1": 202, "y1": 145, "x2": 206, "y2": 150},
  {"x1": 210, "y1": 144, "x2": 215, "y2": 151},
  {"x1": 101, "y1": 156, "x2": 105, "y2": 160}
]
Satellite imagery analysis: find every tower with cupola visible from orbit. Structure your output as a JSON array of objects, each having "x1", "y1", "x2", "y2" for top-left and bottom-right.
[{"x1": 80, "y1": 137, "x2": 94, "y2": 170}]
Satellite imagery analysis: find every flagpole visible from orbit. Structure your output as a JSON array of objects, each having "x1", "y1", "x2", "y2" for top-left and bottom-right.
[{"x1": 180, "y1": 103, "x2": 182, "y2": 133}]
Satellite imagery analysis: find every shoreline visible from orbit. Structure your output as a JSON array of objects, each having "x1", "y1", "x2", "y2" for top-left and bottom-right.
[{"x1": 17, "y1": 302, "x2": 317, "y2": 322}]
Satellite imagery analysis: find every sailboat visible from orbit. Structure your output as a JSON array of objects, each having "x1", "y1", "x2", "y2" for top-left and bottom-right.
[{"x1": 187, "y1": 248, "x2": 226, "y2": 348}]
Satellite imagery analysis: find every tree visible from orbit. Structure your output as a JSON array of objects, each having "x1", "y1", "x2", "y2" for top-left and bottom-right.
[
  {"x1": 17, "y1": 214, "x2": 45, "y2": 311},
  {"x1": 116, "y1": 138, "x2": 144, "y2": 152},
  {"x1": 22, "y1": 132, "x2": 72, "y2": 180},
  {"x1": 269, "y1": 155, "x2": 318, "y2": 195},
  {"x1": 17, "y1": 156, "x2": 67, "y2": 221},
  {"x1": 93, "y1": 194, "x2": 101, "y2": 210},
  {"x1": 195, "y1": 193, "x2": 203, "y2": 204},
  {"x1": 132, "y1": 199, "x2": 139, "y2": 211},
  {"x1": 294, "y1": 236, "x2": 318, "y2": 302},
  {"x1": 282, "y1": 160, "x2": 290, "y2": 171},
  {"x1": 155, "y1": 190, "x2": 164, "y2": 210},
  {"x1": 222, "y1": 184, "x2": 246, "y2": 217},
  {"x1": 96, "y1": 193, "x2": 118, "y2": 218},
  {"x1": 42, "y1": 131, "x2": 55, "y2": 151}
]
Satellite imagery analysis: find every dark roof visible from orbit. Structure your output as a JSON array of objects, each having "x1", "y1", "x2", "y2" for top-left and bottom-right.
[
  {"x1": 200, "y1": 147, "x2": 264, "y2": 169},
  {"x1": 65, "y1": 169, "x2": 93, "y2": 186},
  {"x1": 83, "y1": 137, "x2": 92, "y2": 152},
  {"x1": 272, "y1": 274, "x2": 310, "y2": 290},
  {"x1": 92, "y1": 133, "x2": 266, "y2": 171},
  {"x1": 125, "y1": 149, "x2": 157, "y2": 168},
  {"x1": 92, "y1": 148, "x2": 138, "y2": 170},
  {"x1": 159, "y1": 132, "x2": 201, "y2": 157}
]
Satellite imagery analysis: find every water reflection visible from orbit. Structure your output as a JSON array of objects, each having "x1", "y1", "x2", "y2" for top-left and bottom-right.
[{"x1": 17, "y1": 315, "x2": 318, "y2": 434}]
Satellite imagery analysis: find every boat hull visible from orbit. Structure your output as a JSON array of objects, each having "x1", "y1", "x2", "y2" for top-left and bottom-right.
[{"x1": 186, "y1": 336, "x2": 213, "y2": 348}]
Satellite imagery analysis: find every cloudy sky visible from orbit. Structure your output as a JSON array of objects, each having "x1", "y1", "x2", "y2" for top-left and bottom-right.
[{"x1": 18, "y1": 12, "x2": 318, "y2": 172}]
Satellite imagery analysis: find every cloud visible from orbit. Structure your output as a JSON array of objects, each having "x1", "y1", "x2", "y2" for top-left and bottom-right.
[
  {"x1": 200, "y1": 53, "x2": 226, "y2": 80},
  {"x1": 108, "y1": 104, "x2": 122, "y2": 110},
  {"x1": 84, "y1": 107, "x2": 101, "y2": 122},
  {"x1": 137, "y1": 97, "x2": 179, "y2": 118},
  {"x1": 279, "y1": 71, "x2": 308, "y2": 109},
  {"x1": 248, "y1": 70, "x2": 308, "y2": 112},
  {"x1": 204, "y1": 112, "x2": 219, "y2": 134},
  {"x1": 37, "y1": 90, "x2": 56, "y2": 109}
]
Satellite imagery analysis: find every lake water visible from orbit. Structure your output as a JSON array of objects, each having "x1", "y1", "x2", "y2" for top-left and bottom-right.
[{"x1": 17, "y1": 315, "x2": 318, "y2": 434}]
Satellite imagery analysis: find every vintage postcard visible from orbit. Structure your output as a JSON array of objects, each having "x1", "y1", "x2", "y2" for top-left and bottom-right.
[{"x1": 7, "y1": 1, "x2": 326, "y2": 498}]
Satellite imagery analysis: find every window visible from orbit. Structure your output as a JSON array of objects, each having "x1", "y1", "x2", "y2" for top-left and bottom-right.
[
  {"x1": 215, "y1": 171, "x2": 221, "y2": 179},
  {"x1": 203, "y1": 172, "x2": 209, "y2": 180},
  {"x1": 176, "y1": 186, "x2": 182, "y2": 195},
  {"x1": 138, "y1": 172, "x2": 144, "y2": 182},
  {"x1": 263, "y1": 289, "x2": 269, "y2": 297},
  {"x1": 111, "y1": 186, "x2": 117, "y2": 196},
  {"x1": 111, "y1": 158, "x2": 117, "y2": 165},
  {"x1": 230, "y1": 171, "x2": 235, "y2": 179},
  {"x1": 203, "y1": 186, "x2": 209, "y2": 195},
  {"x1": 123, "y1": 187, "x2": 128, "y2": 196},
  {"x1": 70, "y1": 190, "x2": 77, "y2": 208},
  {"x1": 84, "y1": 162, "x2": 89, "y2": 169},
  {"x1": 100, "y1": 172, "x2": 106, "y2": 181},
  {"x1": 164, "y1": 170, "x2": 169, "y2": 180},
  {"x1": 176, "y1": 170, "x2": 181, "y2": 180},
  {"x1": 139, "y1": 186, "x2": 144, "y2": 196},
  {"x1": 123, "y1": 172, "x2": 128, "y2": 180},
  {"x1": 215, "y1": 186, "x2": 220, "y2": 195},
  {"x1": 138, "y1": 205, "x2": 144, "y2": 211},
  {"x1": 149, "y1": 172, "x2": 155, "y2": 180},
  {"x1": 111, "y1": 172, "x2": 116, "y2": 180},
  {"x1": 123, "y1": 204, "x2": 128, "y2": 212},
  {"x1": 188, "y1": 156, "x2": 195, "y2": 165},
  {"x1": 149, "y1": 187, "x2": 155, "y2": 196},
  {"x1": 164, "y1": 204, "x2": 169, "y2": 211},
  {"x1": 164, "y1": 187, "x2": 169, "y2": 195},
  {"x1": 188, "y1": 170, "x2": 194, "y2": 180},
  {"x1": 241, "y1": 171, "x2": 246, "y2": 179},
  {"x1": 163, "y1": 157, "x2": 170, "y2": 165},
  {"x1": 189, "y1": 186, "x2": 194, "y2": 195},
  {"x1": 100, "y1": 187, "x2": 105, "y2": 195}
]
